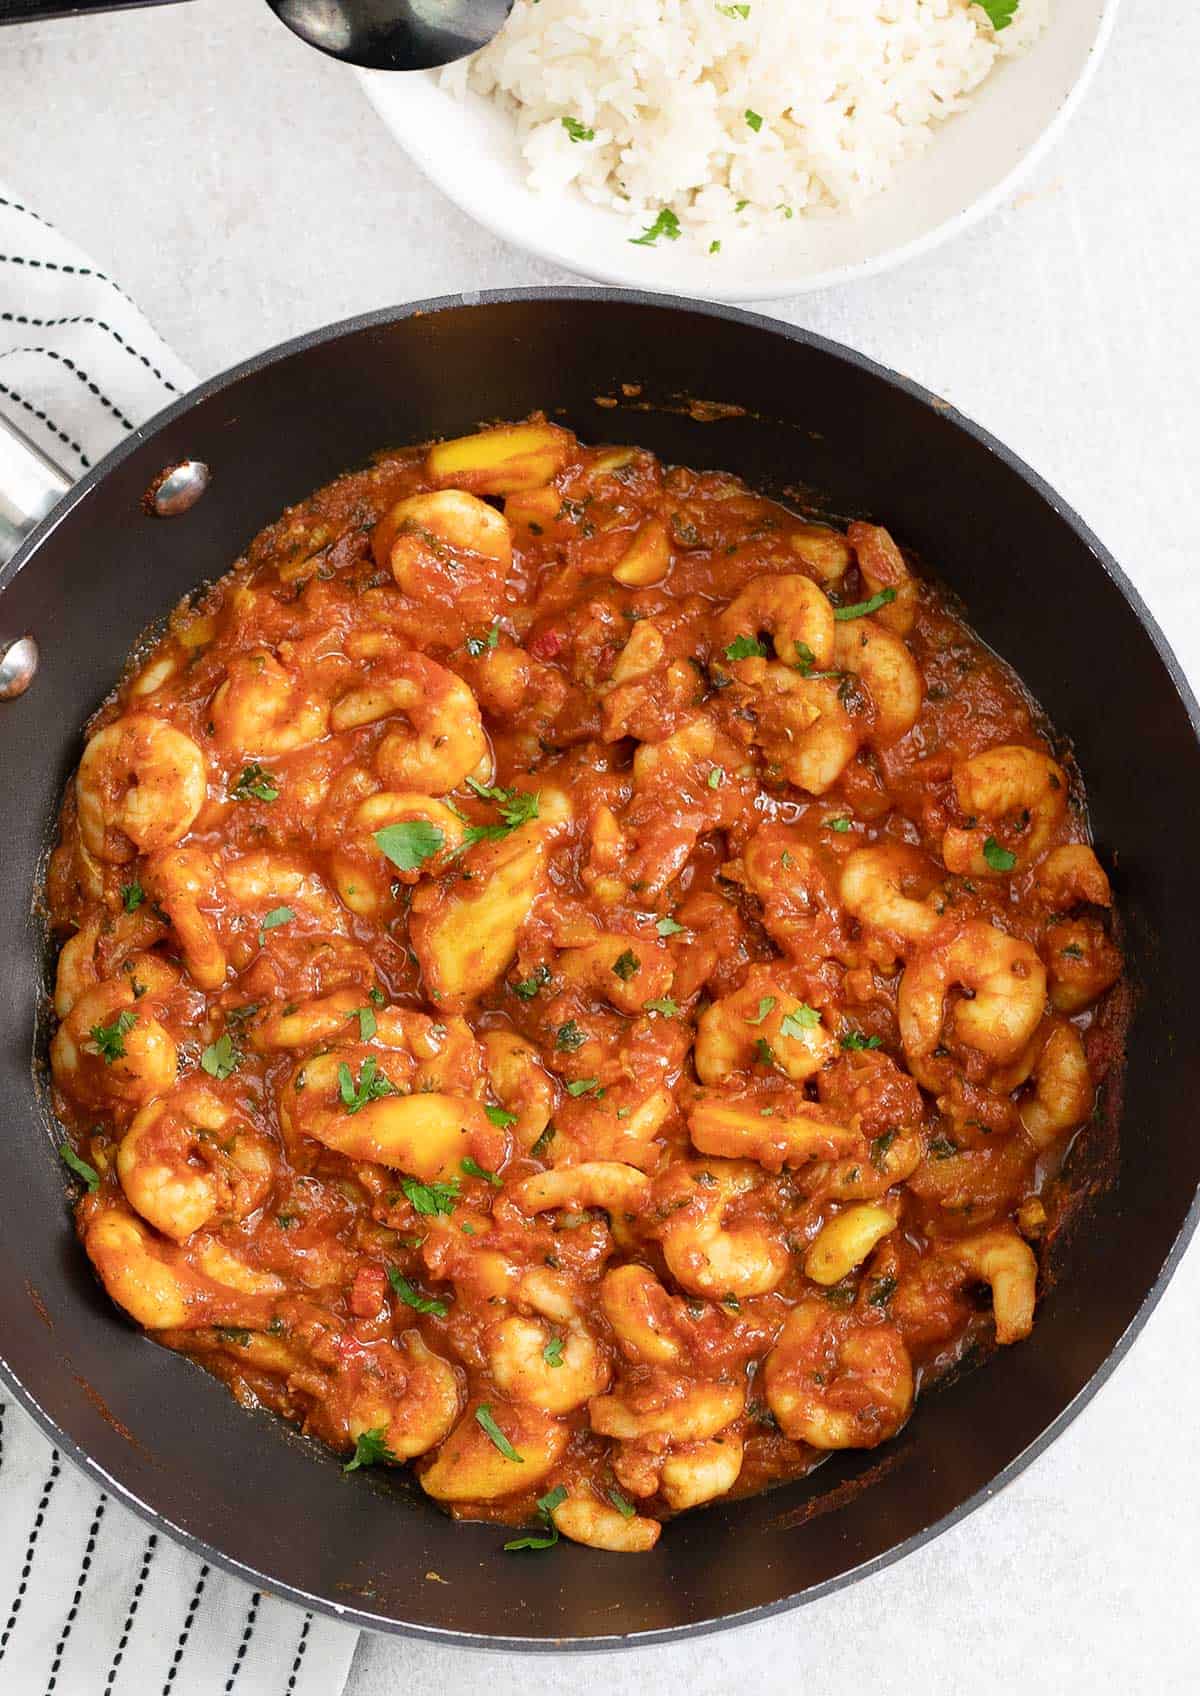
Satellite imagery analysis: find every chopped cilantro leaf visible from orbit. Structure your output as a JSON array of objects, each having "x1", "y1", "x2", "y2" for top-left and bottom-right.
[
  {"x1": 337, "y1": 1057, "x2": 395, "y2": 1114},
  {"x1": 485, "y1": 1103, "x2": 518, "y2": 1128},
  {"x1": 868, "y1": 1275, "x2": 898, "y2": 1308},
  {"x1": 543, "y1": 1335, "x2": 566, "y2": 1368},
  {"x1": 780, "y1": 1005, "x2": 821, "y2": 1039},
  {"x1": 373, "y1": 820, "x2": 445, "y2": 873},
  {"x1": 746, "y1": 995, "x2": 776, "y2": 1026},
  {"x1": 724, "y1": 634, "x2": 768, "y2": 661},
  {"x1": 833, "y1": 588, "x2": 898, "y2": 622},
  {"x1": 88, "y1": 1010, "x2": 136, "y2": 1064},
  {"x1": 566, "y1": 1078, "x2": 601, "y2": 1098},
  {"x1": 983, "y1": 836, "x2": 1017, "y2": 873},
  {"x1": 59, "y1": 1143, "x2": 99, "y2": 1192},
  {"x1": 974, "y1": 0, "x2": 1018, "y2": 28},
  {"x1": 230, "y1": 762, "x2": 279, "y2": 803},
  {"x1": 612, "y1": 948, "x2": 640, "y2": 981},
  {"x1": 460, "y1": 780, "x2": 540, "y2": 850},
  {"x1": 656, "y1": 916, "x2": 685, "y2": 937},
  {"x1": 717, "y1": 1, "x2": 750, "y2": 14},
  {"x1": 513, "y1": 963, "x2": 551, "y2": 1000},
  {"x1": 556, "y1": 1020, "x2": 586, "y2": 1052},
  {"x1": 401, "y1": 1175, "x2": 460, "y2": 1217},
  {"x1": 465, "y1": 619, "x2": 502, "y2": 657},
  {"x1": 753, "y1": 1036, "x2": 776, "y2": 1067},
  {"x1": 608, "y1": 1487, "x2": 637, "y2": 1518},
  {"x1": 200, "y1": 1033, "x2": 241, "y2": 1080},
  {"x1": 644, "y1": 997, "x2": 679, "y2": 1017},
  {"x1": 529, "y1": 1125, "x2": 556, "y2": 1159},
  {"x1": 630, "y1": 207, "x2": 682, "y2": 246},
  {"x1": 708, "y1": 766, "x2": 724, "y2": 789},
  {"x1": 476, "y1": 1403, "x2": 524, "y2": 1462},
  {"x1": 561, "y1": 115, "x2": 596, "y2": 143},
  {"x1": 368, "y1": 986, "x2": 386, "y2": 1006},
  {"x1": 870, "y1": 1128, "x2": 897, "y2": 1170},
  {"x1": 350, "y1": 1006, "x2": 377, "y2": 1041},
  {"x1": 461, "y1": 1156, "x2": 502, "y2": 1187},
  {"x1": 120, "y1": 880, "x2": 144, "y2": 913},
  {"x1": 503, "y1": 1484, "x2": 567, "y2": 1551},
  {"x1": 258, "y1": 905, "x2": 294, "y2": 943},
  {"x1": 745, "y1": 108, "x2": 763, "y2": 132},
  {"x1": 387, "y1": 1267, "x2": 449, "y2": 1317},
  {"x1": 343, "y1": 1425, "x2": 398, "y2": 1473},
  {"x1": 825, "y1": 816, "x2": 852, "y2": 833},
  {"x1": 841, "y1": 1030, "x2": 883, "y2": 1051}
]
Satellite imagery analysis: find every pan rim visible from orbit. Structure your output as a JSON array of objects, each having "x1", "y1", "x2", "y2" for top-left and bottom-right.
[{"x1": 3, "y1": 285, "x2": 1199, "y2": 1650}]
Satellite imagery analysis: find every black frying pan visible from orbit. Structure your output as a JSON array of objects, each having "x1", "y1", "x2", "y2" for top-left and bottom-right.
[{"x1": 1, "y1": 291, "x2": 1197, "y2": 1649}]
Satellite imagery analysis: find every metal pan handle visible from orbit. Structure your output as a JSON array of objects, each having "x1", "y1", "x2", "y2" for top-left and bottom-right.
[{"x1": 0, "y1": 411, "x2": 71, "y2": 697}]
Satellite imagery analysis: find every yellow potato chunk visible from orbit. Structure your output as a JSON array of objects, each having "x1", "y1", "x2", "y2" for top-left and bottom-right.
[
  {"x1": 426, "y1": 423, "x2": 573, "y2": 496},
  {"x1": 420, "y1": 1401, "x2": 568, "y2": 1502}
]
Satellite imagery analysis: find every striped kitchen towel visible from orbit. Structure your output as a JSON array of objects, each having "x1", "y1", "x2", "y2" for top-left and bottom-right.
[{"x1": 0, "y1": 185, "x2": 360, "y2": 1696}]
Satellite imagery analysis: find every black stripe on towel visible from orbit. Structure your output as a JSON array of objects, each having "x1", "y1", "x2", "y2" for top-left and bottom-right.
[
  {"x1": 103, "y1": 1533, "x2": 158, "y2": 1692},
  {"x1": 223, "y1": 1590, "x2": 261, "y2": 1691},
  {"x1": 285, "y1": 1614, "x2": 313, "y2": 1693},
  {"x1": 0, "y1": 379, "x2": 89, "y2": 468},
  {"x1": 161, "y1": 1563, "x2": 210, "y2": 1694},
  {"x1": 2, "y1": 311, "x2": 180, "y2": 394},
  {"x1": 0, "y1": 1449, "x2": 62, "y2": 1663},
  {"x1": 3, "y1": 346, "x2": 138, "y2": 433},
  {"x1": 43, "y1": 1493, "x2": 107, "y2": 1693}
]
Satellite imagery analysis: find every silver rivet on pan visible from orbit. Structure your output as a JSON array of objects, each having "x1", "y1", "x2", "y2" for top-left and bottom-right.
[
  {"x1": 148, "y1": 460, "x2": 211, "y2": 518},
  {"x1": 0, "y1": 635, "x2": 38, "y2": 700}
]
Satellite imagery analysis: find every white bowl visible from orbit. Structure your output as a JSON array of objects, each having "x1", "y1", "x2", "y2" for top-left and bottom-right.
[{"x1": 357, "y1": 0, "x2": 1117, "y2": 302}]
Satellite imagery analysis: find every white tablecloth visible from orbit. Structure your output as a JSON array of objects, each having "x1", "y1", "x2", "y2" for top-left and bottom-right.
[{"x1": 1, "y1": 0, "x2": 1197, "y2": 1691}]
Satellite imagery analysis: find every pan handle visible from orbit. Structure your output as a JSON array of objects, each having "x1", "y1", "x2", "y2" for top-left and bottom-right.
[{"x1": 0, "y1": 412, "x2": 71, "y2": 698}]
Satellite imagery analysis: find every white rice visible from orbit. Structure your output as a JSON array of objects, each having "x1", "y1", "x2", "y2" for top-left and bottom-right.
[{"x1": 442, "y1": 0, "x2": 1048, "y2": 241}]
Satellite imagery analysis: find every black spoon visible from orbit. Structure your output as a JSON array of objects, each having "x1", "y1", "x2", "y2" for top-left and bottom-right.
[{"x1": 264, "y1": 0, "x2": 513, "y2": 70}]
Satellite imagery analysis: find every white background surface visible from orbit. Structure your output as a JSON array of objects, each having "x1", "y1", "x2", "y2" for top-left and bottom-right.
[{"x1": 2, "y1": 1, "x2": 1199, "y2": 1690}]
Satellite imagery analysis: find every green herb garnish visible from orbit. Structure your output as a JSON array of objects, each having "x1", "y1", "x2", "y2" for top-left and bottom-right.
[
  {"x1": 485, "y1": 1103, "x2": 518, "y2": 1128},
  {"x1": 337, "y1": 1057, "x2": 395, "y2": 1114},
  {"x1": 608, "y1": 1487, "x2": 637, "y2": 1518},
  {"x1": 556, "y1": 1020, "x2": 586, "y2": 1052},
  {"x1": 59, "y1": 1144, "x2": 99, "y2": 1192},
  {"x1": 503, "y1": 1484, "x2": 568, "y2": 1552},
  {"x1": 543, "y1": 1335, "x2": 566, "y2": 1368},
  {"x1": 230, "y1": 762, "x2": 279, "y2": 803},
  {"x1": 476, "y1": 1403, "x2": 524, "y2": 1462},
  {"x1": 120, "y1": 880, "x2": 144, "y2": 913},
  {"x1": 465, "y1": 620, "x2": 502, "y2": 656},
  {"x1": 200, "y1": 1033, "x2": 241, "y2": 1080},
  {"x1": 745, "y1": 108, "x2": 763, "y2": 132},
  {"x1": 612, "y1": 949, "x2": 640, "y2": 981},
  {"x1": 374, "y1": 820, "x2": 445, "y2": 873},
  {"x1": 841, "y1": 1030, "x2": 882, "y2": 1051},
  {"x1": 513, "y1": 964, "x2": 552, "y2": 1000},
  {"x1": 343, "y1": 1426, "x2": 398, "y2": 1473},
  {"x1": 561, "y1": 116, "x2": 595, "y2": 143},
  {"x1": 724, "y1": 634, "x2": 768, "y2": 661},
  {"x1": 630, "y1": 207, "x2": 682, "y2": 247},
  {"x1": 566, "y1": 1078, "x2": 601, "y2": 1098},
  {"x1": 88, "y1": 1010, "x2": 136, "y2": 1064},
  {"x1": 644, "y1": 997, "x2": 679, "y2": 1017},
  {"x1": 401, "y1": 1175, "x2": 460, "y2": 1217},
  {"x1": 780, "y1": 1005, "x2": 820, "y2": 1039},
  {"x1": 258, "y1": 905, "x2": 294, "y2": 943},
  {"x1": 983, "y1": 836, "x2": 1017, "y2": 873},
  {"x1": 833, "y1": 588, "x2": 897, "y2": 622},
  {"x1": 461, "y1": 1156, "x2": 502, "y2": 1187},
  {"x1": 387, "y1": 1266, "x2": 449, "y2": 1317},
  {"x1": 656, "y1": 916, "x2": 685, "y2": 937},
  {"x1": 746, "y1": 995, "x2": 776, "y2": 1026}
]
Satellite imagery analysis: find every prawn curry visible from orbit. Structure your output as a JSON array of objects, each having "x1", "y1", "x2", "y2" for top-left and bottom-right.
[{"x1": 46, "y1": 420, "x2": 1125, "y2": 1553}]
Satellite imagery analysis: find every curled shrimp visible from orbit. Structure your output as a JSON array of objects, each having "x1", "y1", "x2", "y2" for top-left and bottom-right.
[
  {"x1": 51, "y1": 980, "x2": 178, "y2": 1113},
  {"x1": 832, "y1": 618, "x2": 923, "y2": 746},
  {"x1": 716, "y1": 573, "x2": 836, "y2": 680},
  {"x1": 589, "y1": 1379, "x2": 745, "y2": 1442},
  {"x1": 1034, "y1": 844, "x2": 1111, "y2": 910},
  {"x1": 738, "y1": 664, "x2": 858, "y2": 795},
  {"x1": 550, "y1": 1491, "x2": 661, "y2": 1552},
  {"x1": 694, "y1": 978, "x2": 837, "y2": 1085},
  {"x1": 732, "y1": 826, "x2": 842, "y2": 961},
  {"x1": 600, "y1": 1263, "x2": 692, "y2": 1366},
  {"x1": 482, "y1": 1030, "x2": 554, "y2": 1152},
  {"x1": 485, "y1": 1268, "x2": 611, "y2": 1415},
  {"x1": 839, "y1": 844, "x2": 942, "y2": 949},
  {"x1": 372, "y1": 488, "x2": 513, "y2": 611},
  {"x1": 764, "y1": 1299, "x2": 913, "y2": 1449},
  {"x1": 76, "y1": 714, "x2": 207, "y2": 862},
  {"x1": 656, "y1": 1159, "x2": 788, "y2": 1299},
  {"x1": 898, "y1": 920, "x2": 1046, "y2": 1088},
  {"x1": 342, "y1": 1330, "x2": 461, "y2": 1461},
  {"x1": 118, "y1": 1081, "x2": 275, "y2": 1241},
  {"x1": 944, "y1": 1227, "x2": 1038, "y2": 1344},
  {"x1": 211, "y1": 648, "x2": 330, "y2": 757},
  {"x1": 144, "y1": 846, "x2": 227, "y2": 990},
  {"x1": 847, "y1": 522, "x2": 918, "y2": 636},
  {"x1": 331, "y1": 641, "x2": 488, "y2": 794},
  {"x1": 943, "y1": 744, "x2": 1068, "y2": 876},
  {"x1": 328, "y1": 792, "x2": 466, "y2": 916},
  {"x1": 1018, "y1": 1021, "x2": 1093, "y2": 1148}
]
